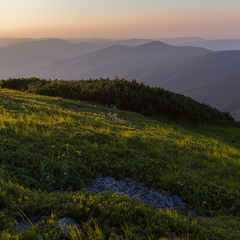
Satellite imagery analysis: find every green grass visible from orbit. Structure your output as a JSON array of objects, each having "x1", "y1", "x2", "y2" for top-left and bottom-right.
[{"x1": 1, "y1": 88, "x2": 240, "y2": 239}]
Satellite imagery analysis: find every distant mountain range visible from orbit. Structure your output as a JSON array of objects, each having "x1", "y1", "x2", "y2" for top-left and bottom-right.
[
  {"x1": 181, "y1": 72, "x2": 240, "y2": 121},
  {"x1": 0, "y1": 38, "x2": 152, "y2": 79},
  {"x1": 0, "y1": 39, "x2": 115, "y2": 78},
  {"x1": 124, "y1": 50, "x2": 240, "y2": 120},
  {"x1": 159, "y1": 37, "x2": 240, "y2": 51},
  {"x1": 126, "y1": 50, "x2": 240, "y2": 90},
  {"x1": 0, "y1": 38, "x2": 240, "y2": 120},
  {"x1": 36, "y1": 41, "x2": 210, "y2": 80},
  {"x1": 2, "y1": 37, "x2": 240, "y2": 51}
]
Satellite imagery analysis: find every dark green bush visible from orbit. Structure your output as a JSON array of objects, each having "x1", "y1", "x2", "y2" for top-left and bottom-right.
[{"x1": 1, "y1": 77, "x2": 236, "y2": 125}]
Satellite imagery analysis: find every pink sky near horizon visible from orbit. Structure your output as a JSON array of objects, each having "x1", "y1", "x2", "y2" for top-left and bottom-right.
[{"x1": 0, "y1": 0, "x2": 240, "y2": 39}]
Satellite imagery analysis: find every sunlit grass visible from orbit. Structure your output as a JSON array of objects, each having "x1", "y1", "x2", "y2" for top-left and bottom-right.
[
  {"x1": 1, "y1": 88, "x2": 240, "y2": 200},
  {"x1": 1, "y1": 88, "x2": 240, "y2": 239}
]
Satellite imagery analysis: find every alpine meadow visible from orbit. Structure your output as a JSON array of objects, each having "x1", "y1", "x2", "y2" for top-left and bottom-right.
[
  {"x1": 0, "y1": 78, "x2": 240, "y2": 239},
  {"x1": 1, "y1": 0, "x2": 240, "y2": 239}
]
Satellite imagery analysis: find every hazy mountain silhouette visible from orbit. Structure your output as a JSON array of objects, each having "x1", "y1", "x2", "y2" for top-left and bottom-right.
[
  {"x1": 0, "y1": 38, "x2": 39, "y2": 47},
  {"x1": 36, "y1": 41, "x2": 210, "y2": 80},
  {"x1": 160, "y1": 38, "x2": 240, "y2": 51},
  {"x1": 0, "y1": 38, "x2": 153, "y2": 79},
  {"x1": 0, "y1": 39, "x2": 91, "y2": 78},
  {"x1": 159, "y1": 37, "x2": 206, "y2": 46},
  {"x1": 122, "y1": 50, "x2": 240, "y2": 120},
  {"x1": 1, "y1": 38, "x2": 239, "y2": 120},
  {"x1": 126, "y1": 51, "x2": 240, "y2": 92},
  {"x1": 107, "y1": 38, "x2": 153, "y2": 46},
  {"x1": 181, "y1": 72, "x2": 240, "y2": 121}
]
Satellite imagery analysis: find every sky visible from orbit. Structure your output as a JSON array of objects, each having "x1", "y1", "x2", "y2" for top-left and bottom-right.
[{"x1": 0, "y1": 0, "x2": 240, "y2": 39}]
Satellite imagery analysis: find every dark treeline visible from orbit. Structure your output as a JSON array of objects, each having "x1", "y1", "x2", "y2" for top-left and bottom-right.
[{"x1": 0, "y1": 77, "x2": 236, "y2": 125}]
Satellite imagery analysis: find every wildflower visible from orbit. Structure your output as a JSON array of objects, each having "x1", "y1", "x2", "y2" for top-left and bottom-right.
[
  {"x1": 177, "y1": 181, "x2": 184, "y2": 187},
  {"x1": 51, "y1": 145, "x2": 55, "y2": 148}
]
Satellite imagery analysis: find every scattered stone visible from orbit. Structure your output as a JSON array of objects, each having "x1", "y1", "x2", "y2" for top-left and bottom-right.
[
  {"x1": 106, "y1": 104, "x2": 117, "y2": 109},
  {"x1": 58, "y1": 217, "x2": 80, "y2": 234},
  {"x1": 187, "y1": 210, "x2": 202, "y2": 218},
  {"x1": 85, "y1": 176, "x2": 187, "y2": 211},
  {"x1": 15, "y1": 215, "x2": 43, "y2": 232},
  {"x1": 55, "y1": 190, "x2": 70, "y2": 194}
]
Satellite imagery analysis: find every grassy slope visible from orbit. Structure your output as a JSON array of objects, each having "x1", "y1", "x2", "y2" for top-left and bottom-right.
[{"x1": 0, "y1": 89, "x2": 240, "y2": 239}]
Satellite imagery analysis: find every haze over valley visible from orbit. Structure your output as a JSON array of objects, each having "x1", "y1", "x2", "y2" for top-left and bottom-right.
[{"x1": 1, "y1": 37, "x2": 240, "y2": 121}]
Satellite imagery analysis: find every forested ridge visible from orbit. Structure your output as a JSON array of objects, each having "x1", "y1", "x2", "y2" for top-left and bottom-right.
[{"x1": 0, "y1": 77, "x2": 236, "y2": 125}]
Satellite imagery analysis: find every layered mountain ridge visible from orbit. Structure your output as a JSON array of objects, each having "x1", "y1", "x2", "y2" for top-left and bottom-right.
[{"x1": 0, "y1": 38, "x2": 240, "y2": 120}]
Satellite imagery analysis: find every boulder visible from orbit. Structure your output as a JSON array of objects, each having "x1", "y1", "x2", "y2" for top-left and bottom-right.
[{"x1": 58, "y1": 217, "x2": 80, "y2": 234}]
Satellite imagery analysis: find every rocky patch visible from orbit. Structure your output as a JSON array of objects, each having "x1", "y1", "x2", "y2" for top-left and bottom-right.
[{"x1": 85, "y1": 176, "x2": 189, "y2": 212}]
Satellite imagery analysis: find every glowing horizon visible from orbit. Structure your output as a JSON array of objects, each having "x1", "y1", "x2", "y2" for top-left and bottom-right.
[{"x1": 0, "y1": 0, "x2": 240, "y2": 39}]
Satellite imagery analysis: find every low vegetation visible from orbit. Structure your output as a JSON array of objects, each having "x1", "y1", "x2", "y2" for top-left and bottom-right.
[
  {"x1": 0, "y1": 77, "x2": 236, "y2": 125},
  {"x1": 0, "y1": 85, "x2": 240, "y2": 239}
]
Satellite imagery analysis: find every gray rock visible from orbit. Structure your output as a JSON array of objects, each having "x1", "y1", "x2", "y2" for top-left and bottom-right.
[
  {"x1": 15, "y1": 215, "x2": 43, "y2": 232},
  {"x1": 85, "y1": 176, "x2": 204, "y2": 218},
  {"x1": 85, "y1": 176, "x2": 187, "y2": 211},
  {"x1": 58, "y1": 217, "x2": 80, "y2": 234}
]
